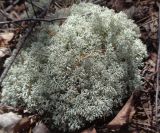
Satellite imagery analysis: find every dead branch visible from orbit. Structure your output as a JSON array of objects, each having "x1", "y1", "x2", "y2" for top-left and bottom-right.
[
  {"x1": 0, "y1": 17, "x2": 67, "y2": 25},
  {"x1": 0, "y1": 9, "x2": 14, "y2": 20},
  {"x1": 0, "y1": 9, "x2": 24, "y2": 28},
  {"x1": 4, "y1": 0, "x2": 20, "y2": 12},
  {"x1": 0, "y1": 25, "x2": 34, "y2": 86},
  {"x1": 155, "y1": 1, "x2": 160, "y2": 131},
  {"x1": 29, "y1": 0, "x2": 38, "y2": 18},
  {"x1": 26, "y1": 0, "x2": 45, "y2": 11},
  {"x1": 0, "y1": 0, "x2": 54, "y2": 87}
]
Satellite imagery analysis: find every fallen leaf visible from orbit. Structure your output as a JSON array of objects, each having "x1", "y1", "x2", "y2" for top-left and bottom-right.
[
  {"x1": 0, "y1": 1, "x2": 4, "y2": 9},
  {"x1": 0, "y1": 48, "x2": 11, "y2": 58},
  {"x1": 0, "y1": 112, "x2": 22, "y2": 132},
  {"x1": 124, "y1": 6, "x2": 136, "y2": 18},
  {"x1": 81, "y1": 128, "x2": 96, "y2": 133},
  {"x1": 0, "y1": 32, "x2": 14, "y2": 47},
  {"x1": 125, "y1": 0, "x2": 133, "y2": 3},
  {"x1": 13, "y1": 117, "x2": 30, "y2": 133},
  {"x1": 107, "y1": 94, "x2": 135, "y2": 129},
  {"x1": 0, "y1": 104, "x2": 19, "y2": 114},
  {"x1": 112, "y1": 0, "x2": 125, "y2": 12},
  {"x1": 13, "y1": 115, "x2": 38, "y2": 133},
  {"x1": 149, "y1": 52, "x2": 157, "y2": 63},
  {"x1": 32, "y1": 122, "x2": 50, "y2": 133},
  {"x1": 13, "y1": 4, "x2": 26, "y2": 15}
]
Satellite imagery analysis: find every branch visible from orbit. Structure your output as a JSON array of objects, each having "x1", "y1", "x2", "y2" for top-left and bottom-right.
[
  {"x1": 0, "y1": 9, "x2": 24, "y2": 28},
  {"x1": 26, "y1": 0, "x2": 45, "y2": 11},
  {"x1": 0, "y1": 0, "x2": 54, "y2": 86},
  {"x1": 5, "y1": 0, "x2": 20, "y2": 12},
  {"x1": 0, "y1": 9, "x2": 13, "y2": 20},
  {"x1": 155, "y1": 1, "x2": 160, "y2": 130},
  {"x1": 0, "y1": 25, "x2": 34, "y2": 85},
  {"x1": 0, "y1": 17, "x2": 67, "y2": 25},
  {"x1": 29, "y1": 0, "x2": 38, "y2": 18}
]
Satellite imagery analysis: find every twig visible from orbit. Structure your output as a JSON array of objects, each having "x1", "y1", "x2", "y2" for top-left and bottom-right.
[
  {"x1": 0, "y1": 9, "x2": 24, "y2": 29},
  {"x1": 93, "y1": 0, "x2": 106, "y2": 5},
  {"x1": 0, "y1": 17, "x2": 67, "y2": 25},
  {"x1": 54, "y1": 2, "x2": 62, "y2": 9},
  {"x1": 155, "y1": 1, "x2": 160, "y2": 131},
  {"x1": 26, "y1": 0, "x2": 45, "y2": 11},
  {"x1": 0, "y1": 0, "x2": 54, "y2": 86},
  {"x1": 24, "y1": 2, "x2": 30, "y2": 18},
  {"x1": 139, "y1": 18, "x2": 158, "y2": 28},
  {"x1": 0, "y1": 9, "x2": 13, "y2": 20},
  {"x1": 5, "y1": 0, "x2": 20, "y2": 12},
  {"x1": 0, "y1": 25, "x2": 34, "y2": 85},
  {"x1": 29, "y1": 0, "x2": 37, "y2": 18},
  {"x1": 142, "y1": 104, "x2": 152, "y2": 125},
  {"x1": 131, "y1": 120, "x2": 156, "y2": 132},
  {"x1": 136, "y1": 15, "x2": 150, "y2": 24}
]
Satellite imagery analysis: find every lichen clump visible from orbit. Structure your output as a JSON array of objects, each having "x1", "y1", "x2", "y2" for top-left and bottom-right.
[{"x1": 1, "y1": 3, "x2": 146, "y2": 131}]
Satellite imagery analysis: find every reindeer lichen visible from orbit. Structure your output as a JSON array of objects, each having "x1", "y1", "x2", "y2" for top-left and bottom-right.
[{"x1": 1, "y1": 3, "x2": 146, "y2": 131}]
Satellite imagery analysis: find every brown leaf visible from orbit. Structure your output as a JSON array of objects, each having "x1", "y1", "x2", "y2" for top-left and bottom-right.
[
  {"x1": 0, "y1": 104, "x2": 20, "y2": 114},
  {"x1": 80, "y1": 128, "x2": 96, "y2": 133},
  {"x1": 0, "y1": 112, "x2": 22, "y2": 132},
  {"x1": 0, "y1": 1, "x2": 4, "y2": 9},
  {"x1": 107, "y1": 94, "x2": 135, "y2": 129},
  {"x1": 32, "y1": 122, "x2": 50, "y2": 133},
  {"x1": 13, "y1": 4, "x2": 26, "y2": 15},
  {"x1": 149, "y1": 52, "x2": 157, "y2": 63},
  {"x1": 0, "y1": 48, "x2": 11, "y2": 58},
  {"x1": 124, "y1": 6, "x2": 136, "y2": 18},
  {"x1": 112, "y1": 0, "x2": 125, "y2": 12},
  {"x1": 0, "y1": 32, "x2": 14, "y2": 47},
  {"x1": 13, "y1": 115, "x2": 38, "y2": 133},
  {"x1": 13, "y1": 117, "x2": 30, "y2": 133}
]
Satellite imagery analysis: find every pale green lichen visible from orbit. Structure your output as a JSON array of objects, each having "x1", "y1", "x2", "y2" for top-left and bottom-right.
[{"x1": 1, "y1": 3, "x2": 146, "y2": 131}]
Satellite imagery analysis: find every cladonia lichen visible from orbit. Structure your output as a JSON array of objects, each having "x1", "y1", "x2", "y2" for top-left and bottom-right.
[{"x1": 1, "y1": 3, "x2": 146, "y2": 131}]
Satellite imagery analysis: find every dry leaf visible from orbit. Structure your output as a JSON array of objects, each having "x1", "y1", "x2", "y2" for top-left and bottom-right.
[
  {"x1": 0, "y1": 48, "x2": 11, "y2": 58},
  {"x1": 125, "y1": 0, "x2": 133, "y2": 2},
  {"x1": 81, "y1": 128, "x2": 96, "y2": 133},
  {"x1": 124, "y1": 6, "x2": 136, "y2": 18},
  {"x1": 0, "y1": 33, "x2": 14, "y2": 47},
  {"x1": 149, "y1": 52, "x2": 157, "y2": 63},
  {"x1": 32, "y1": 122, "x2": 50, "y2": 133},
  {"x1": 112, "y1": 0, "x2": 125, "y2": 12},
  {"x1": 107, "y1": 94, "x2": 135, "y2": 129},
  {"x1": 0, "y1": 1, "x2": 4, "y2": 9},
  {"x1": 13, "y1": 4, "x2": 26, "y2": 15},
  {"x1": 0, "y1": 112, "x2": 22, "y2": 132},
  {"x1": 13, "y1": 117, "x2": 30, "y2": 133},
  {"x1": 13, "y1": 115, "x2": 38, "y2": 133}
]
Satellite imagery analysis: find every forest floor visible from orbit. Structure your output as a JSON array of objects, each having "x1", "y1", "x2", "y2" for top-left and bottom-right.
[{"x1": 0, "y1": 0, "x2": 159, "y2": 133}]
